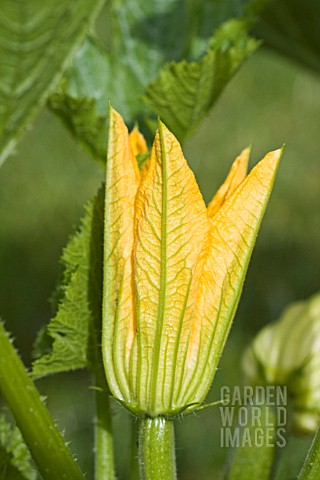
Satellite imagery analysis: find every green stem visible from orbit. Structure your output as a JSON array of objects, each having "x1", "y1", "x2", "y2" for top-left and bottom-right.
[
  {"x1": 226, "y1": 404, "x2": 277, "y2": 480},
  {"x1": 0, "y1": 321, "x2": 84, "y2": 480},
  {"x1": 138, "y1": 417, "x2": 176, "y2": 480},
  {"x1": 94, "y1": 365, "x2": 115, "y2": 480},
  {"x1": 298, "y1": 426, "x2": 320, "y2": 480},
  {"x1": 129, "y1": 419, "x2": 139, "y2": 480}
]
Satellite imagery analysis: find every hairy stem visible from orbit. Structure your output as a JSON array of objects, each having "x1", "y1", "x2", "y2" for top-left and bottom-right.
[
  {"x1": 138, "y1": 417, "x2": 176, "y2": 480},
  {"x1": 0, "y1": 321, "x2": 84, "y2": 480}
]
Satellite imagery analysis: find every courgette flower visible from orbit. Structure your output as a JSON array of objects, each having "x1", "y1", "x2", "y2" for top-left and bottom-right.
[{"x1": 103, "y1": 107, "x2": 281, "y2": 417}]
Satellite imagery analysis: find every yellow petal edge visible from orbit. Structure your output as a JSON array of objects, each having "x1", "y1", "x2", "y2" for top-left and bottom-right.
[
  {"x1": 207, "y1": 146, "x2": 250, "y2": 217},
  {"x1": 103, "y1": 106, "x2": 282, "y2": 416}
]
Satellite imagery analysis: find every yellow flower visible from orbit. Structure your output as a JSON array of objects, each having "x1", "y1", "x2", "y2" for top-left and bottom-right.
[{"x1": 102, "y1": 107, "x2": 282, "y2": 417}]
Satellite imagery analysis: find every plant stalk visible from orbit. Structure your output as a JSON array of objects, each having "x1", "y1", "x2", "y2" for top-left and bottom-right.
[
  {"x1": 94, "y1": 365, "x2": 115, "y2": 479},
  {"x1": 129, "y1": 419, "x2": 139, "y2": 480},
  {"x1": 138, "y1": 416, "x2": 176, "y2": 480},
  {"x1": 0, "y1": 321, "x2": 84, "y2": 480}
]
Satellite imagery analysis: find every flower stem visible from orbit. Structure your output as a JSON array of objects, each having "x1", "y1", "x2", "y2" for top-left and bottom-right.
[
  {"x1": 138, "y1": 417, "x2": 176, "y2": 480},
  {"x1": 129, "y1": 419, "x2": 139, "y2": 480},
  {"x1": 94, "y1": 365, "x2": 115, "y2": 480},
  {"x1": 0, "y1": 321, "x2": 84, "y2": 480}
]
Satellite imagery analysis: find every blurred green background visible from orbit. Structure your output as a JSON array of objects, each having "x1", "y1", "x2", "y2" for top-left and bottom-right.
[{"x1": 1, "y1": 44, "x2": 320, "y2": 478}]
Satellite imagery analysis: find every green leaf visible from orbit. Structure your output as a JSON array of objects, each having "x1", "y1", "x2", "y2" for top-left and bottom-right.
[
  {"x1": 49, "y1": 75, "x2": 108, "y2": 165},
  {"x1": 298, "y1": 427, "x2": 320, "y2": 480},
  {"x1": 0, "y1": 416, "x2": 37, "y2": 480},
  {"x1": 143, "y1": 19, "x2": 259, "y2": 142},
  {"x1": 0, "y1": 0, "x2": 106, "y2": 166},
  {"x1": 255, "y1": 0, "x2": 320, "y2": 74},
  {"x1": 48, "y1": 2, "x2": 263, "y2": 162},
  {"x1": 48, "y1": 35, "x2": 150, "y2": 165},
  {"x1": 48, "y1": 0, "x2": 200, "y2": 164},
  {"x1": 32, "y1": 186, "x2": 104, "y2": 377},
  {"x1": 30, "y1": 188, "x2": 116, "y2": 477}
]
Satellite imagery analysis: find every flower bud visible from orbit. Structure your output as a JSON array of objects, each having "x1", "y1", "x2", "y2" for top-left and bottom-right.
[
  {"x1": 103, "y1": 107, "x2": 281, "y2": 417},
  {"x1": 243, "y1": 293, "x2": 320, "y2": 433}
]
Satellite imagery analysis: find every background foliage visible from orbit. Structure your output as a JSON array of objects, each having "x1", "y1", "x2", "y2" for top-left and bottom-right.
[{"x1": 0, "y1": 0, "x2": 320, "y2": 478}]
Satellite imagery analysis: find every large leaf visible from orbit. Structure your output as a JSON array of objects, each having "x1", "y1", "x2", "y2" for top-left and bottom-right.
[
  {"x1": 48, "y1": 35, "x2": 149, "y2": 166},
  {"x1": 143, "y1": 20, "x2": 259, "y2": 142},
  {"x1": 48, "y1": 1, "x2": 263, "y2": 162},
  {"x1": 48, "y1": 0, "x2": 198, "y2": 164},
  {"x1": 0, "y1": 416, "x2": 36, "y2": 480},
  {"x1": 0, "y1": 0, "x2": 105, "y2": 166},
  {"x1": 32, "y1": 186, "x2": 104, "y2": 377}
]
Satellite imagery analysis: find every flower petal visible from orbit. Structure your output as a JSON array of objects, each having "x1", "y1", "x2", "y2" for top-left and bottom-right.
[
  {"x1": 207, "y1": 147, "x2": 250, "y2": 218},
  {"x1": 178, "y1": 148, "x2": 283, "y2": 406},
  {"x1": 129, "y1": 127, "x2": 148, "y2": 156},
  {"x1": 102, "y1": 107, "x2": 140, "y2": 402},
  {"x1": 132, "y1": 120, "x2": 210, "y2": 414}
]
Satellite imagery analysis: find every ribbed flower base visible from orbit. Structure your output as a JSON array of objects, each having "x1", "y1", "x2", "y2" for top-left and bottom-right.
[{"x1": 138, "y1": 417, "x2": 176, "y2": 480}]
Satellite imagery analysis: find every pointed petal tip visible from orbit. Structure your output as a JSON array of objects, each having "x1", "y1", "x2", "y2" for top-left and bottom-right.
[
  {"x1": 274, "y1": 145, "x2": 285, "y2": 156},
  {"x1": 207, "y1": 146, "x2": 251, "y2": 218},
  {"x1": 244, "y1": 144, "x2": 252, "y2": 154},
  {"x1": 157, "y1": 116, "x2": 165, "y2": 129},
  {"x1": 157, "y1": 117, "x2": 178, "y2": 143},
  {"x1": 108, "y1": 101, "x2": 116, "y2": 118},
  {"x1": 157, "y1": 118, "x2": 166, "y2": 134},
  {"x1": 108, "y1": 104, "x2": 122, "y2": 122},
  {"x1": 108, "y1": 105, "x2": 132, "y2": 132},
  {"x1": 261, "y1": 147, "x2": 284, "y2": 169},
  {"x1": 237, "y1": 146, "x2": 251, "y2": 169},
  {"x1": 129, "y1": 127, "x2": 148, "y2": 156},
  {"x1": 243, "y1": 145, "x2": 251, "y2": 161}
]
